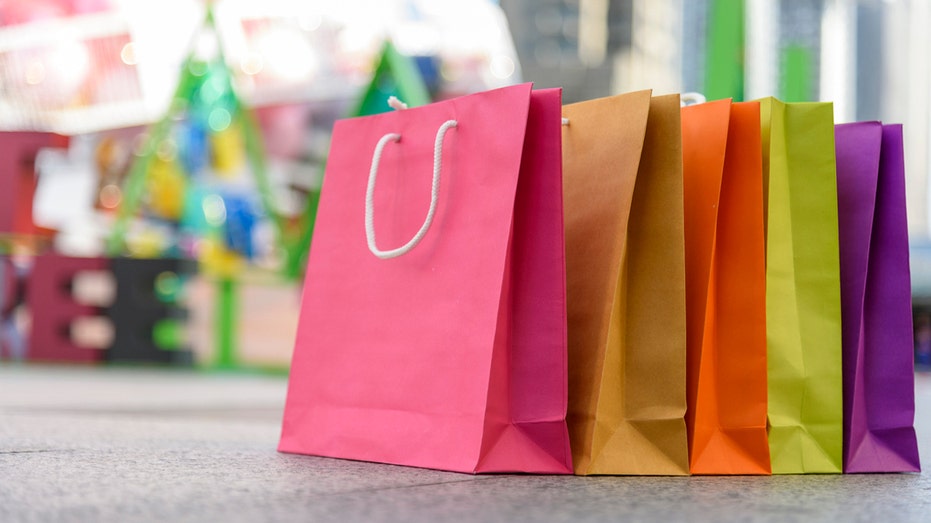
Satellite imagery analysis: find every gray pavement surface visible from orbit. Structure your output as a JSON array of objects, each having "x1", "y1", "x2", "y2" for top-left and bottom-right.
[{"x1": 1, "y1": 364, "x2": 930, "y2": 522}]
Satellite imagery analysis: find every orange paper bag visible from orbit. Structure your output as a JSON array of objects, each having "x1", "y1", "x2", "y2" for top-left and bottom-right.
[
  {"x1": 681, "y1": 99, "x2": 771, "y2": 475},
  {"x1": 563, "y1": 91, "x2": 689, "y2": 475}
]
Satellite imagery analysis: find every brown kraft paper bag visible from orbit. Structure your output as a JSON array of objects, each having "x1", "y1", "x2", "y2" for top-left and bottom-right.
[{"x1": 562, "y1": 91, "x2": 689, "y2": 475}]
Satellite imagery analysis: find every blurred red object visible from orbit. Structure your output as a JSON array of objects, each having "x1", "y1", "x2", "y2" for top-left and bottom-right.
[{"x1": 0, "y1": 0, "x2": 113, "y2": 26}]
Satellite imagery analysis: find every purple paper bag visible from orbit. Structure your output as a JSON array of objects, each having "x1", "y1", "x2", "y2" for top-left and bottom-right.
[{"x1": 836, "y1": 122, "x2": 921, "y2": 473}]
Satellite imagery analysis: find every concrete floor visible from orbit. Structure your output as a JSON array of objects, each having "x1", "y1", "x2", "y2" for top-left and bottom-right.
[{"x1": 2, "y1": 365, "x2": 929, "y2": 523}]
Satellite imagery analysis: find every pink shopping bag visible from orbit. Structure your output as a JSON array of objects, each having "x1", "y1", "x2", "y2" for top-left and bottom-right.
[{"x1": 279, "y1": 84, "x2": 573, "y2": 474}]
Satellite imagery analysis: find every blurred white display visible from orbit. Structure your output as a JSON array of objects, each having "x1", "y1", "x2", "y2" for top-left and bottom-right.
[{"x1": 0, "y1": 0, "x2": 521, "y2": 134}]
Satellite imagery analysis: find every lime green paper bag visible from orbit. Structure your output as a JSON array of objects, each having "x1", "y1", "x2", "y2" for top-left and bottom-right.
[{"x1": 760, "y1": 98, "x2": 843, "y2": 474}]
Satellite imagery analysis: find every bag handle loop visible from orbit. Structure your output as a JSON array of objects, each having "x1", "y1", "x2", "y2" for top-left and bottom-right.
[
  {"x1": 365, "y1": 119, "x2": 458, "y2": 259},
  {"x1": 680, "y1": 92, "x2": 707, "y2": 107}
]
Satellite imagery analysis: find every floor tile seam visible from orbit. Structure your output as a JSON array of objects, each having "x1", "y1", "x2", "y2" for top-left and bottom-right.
[
  {"x1": 0, "y1": 407, "x2": 283, "y2": 423},
  {"x1": 0, "y1": 448, "x2": 78, "y2": 455},
  {"x1": 316, "y1": 475, "x2": 500, "y2": 497}
]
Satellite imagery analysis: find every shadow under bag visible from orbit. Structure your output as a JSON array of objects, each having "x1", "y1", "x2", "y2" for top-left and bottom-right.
[{"x1": 279, "y1": 84, "x2": 573, "y2": 474}]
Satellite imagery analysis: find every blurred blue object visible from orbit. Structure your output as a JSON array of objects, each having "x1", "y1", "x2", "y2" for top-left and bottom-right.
[
  {"x1": 413, "y1": 55, "x2": 440, "y2": 94},
  {"x1": 0, "y1": 257, "x2": 27, "y2": 361},
  {"x1": 179, "y1": 121, "x2": 208, "y2": 176},
  {"x1": 222, "y1": 192, "x2": 258, "y2": 259}
]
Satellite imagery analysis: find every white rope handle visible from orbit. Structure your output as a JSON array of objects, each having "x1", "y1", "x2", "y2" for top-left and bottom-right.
[
  {"x1": 365, "y1": 119, "x2": 458, "y2": 259},
  {"x1": 680, "y1": 92, "x2": 707, "y2": 106},
  {"x1": 387, "y1": 96, "x2": 408, "y2": 110}
]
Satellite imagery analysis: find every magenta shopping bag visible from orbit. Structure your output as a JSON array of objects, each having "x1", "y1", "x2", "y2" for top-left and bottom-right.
[
  {"x1": 835, "y1": 122, "x2": 921, "y2": 473},
  {"x1": 279, "y1": 84, "x2": 573, "y2": 474}
]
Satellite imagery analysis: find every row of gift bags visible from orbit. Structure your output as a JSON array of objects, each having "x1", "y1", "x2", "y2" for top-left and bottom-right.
[{"x1": 278, "y1": 83, "x2": 920, "y2": 475}]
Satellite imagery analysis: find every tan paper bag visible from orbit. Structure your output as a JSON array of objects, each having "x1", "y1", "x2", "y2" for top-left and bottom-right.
[{"x1": 563, "y1": 91, "x2": 689, "y2": 475}]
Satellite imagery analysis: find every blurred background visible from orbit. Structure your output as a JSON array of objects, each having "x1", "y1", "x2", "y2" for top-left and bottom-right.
[{"x1": 1, "y1": 0, "x2": 930, "y2": 370}]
